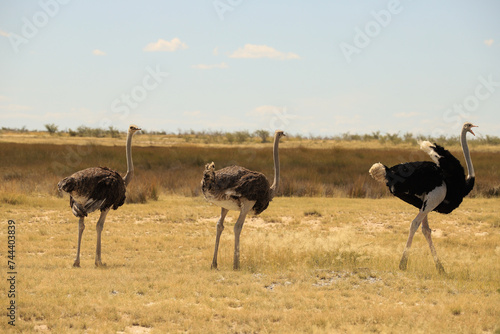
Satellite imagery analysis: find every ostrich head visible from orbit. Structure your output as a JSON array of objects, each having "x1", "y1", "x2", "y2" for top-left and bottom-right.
[
  {"x1": 128, "y1": 124, "x2": 141, "y2": 134},
  {"x1": 205, "y1": 162, "x2": 215, "y2": 173},
  {"x1": 463, "y1": 122, "x2": 477, "y2": 136},
  {"x1": 274, "y1": 130, "x2": 286, "y2": 139},
  {"x1": 202, "y1": 162, "x2": 216, "y2": 188}
]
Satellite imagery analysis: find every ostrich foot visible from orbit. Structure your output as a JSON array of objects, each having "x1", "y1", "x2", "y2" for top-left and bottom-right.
[
  {"x1": 435, "y1": 261, "x2": 446, "y2": 275},
  {"x1": 399, "y1": 256, "x2": 408, "y2": 271},
  {"x1": 73, "y1": 260, "x2": 80, "y2": 267},
  {"x1": 211, "y1": 263, "x2": 218, "y2": 270},
  {"x1": 95, "y1": 261, "x2": 107, "y2": 267}
]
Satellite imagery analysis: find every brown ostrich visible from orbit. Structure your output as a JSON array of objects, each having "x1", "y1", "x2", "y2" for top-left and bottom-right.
[
  {"x1": 58, "y1": 125, "x2": 141, "y2": 267},
  {"x1": 201, "y1": 130, "x2": 285, "y2": 269}
]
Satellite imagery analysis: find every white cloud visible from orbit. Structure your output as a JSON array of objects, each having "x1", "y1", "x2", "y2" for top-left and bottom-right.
[
  {"x1": 333, "y1": 114, "x2": 361, "y2": 126},
  {"x1": 0, "y1": 96, "x2": 32, "y2": 114},
  {"x1": 143, "y1": 38, "x2": 188, "y2": 52},
  {"x1": 0, "y1": 104, "x2": 33, "y2": 111},
  {"x1": 213, "y1": 47, "x2": 219, "y2": 56},
  {"x1": 394, "y1": 112, "x2": 421, "y2": 118},
  {"x1": 249, "y1": 105, "x2": 283, "y2": 116},
  {"x1": 484, "y1": 39, "x2": 494, "y2": 47},
  {"x1": 92, "y1": 49, "x2": 106, "y2": 56},
  {"x1": 229, "y1": 44, "x2": 300, "y2": 60},
  {"x1": 191, "y1": 62, "x2": 228, "y2": 70},
  {"x1": 247, "y1": 105, "x2": 300, "y2": 131},
  {"x1": 0, "y1": 29, "x2": 10, "y2": 37},
  {"x1": 182, "y1": 110, "x2": 201, "y2": 117}
]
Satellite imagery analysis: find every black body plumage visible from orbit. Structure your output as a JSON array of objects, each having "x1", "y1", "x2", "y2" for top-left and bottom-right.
[
  {"x1": 369, "y1": 122, "x2": 476, "y2": 273},
  {"x1": 380, "y1": 143, "x2": 473, "y2": 214}
]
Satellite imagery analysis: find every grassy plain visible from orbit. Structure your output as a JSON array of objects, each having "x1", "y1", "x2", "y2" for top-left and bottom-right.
[
  {"x1": 0, "y1": 196, "x2": 499, "y2": 333},
  {"x1": 0, "y1": 132, "x2": 499, "y2": 333}
]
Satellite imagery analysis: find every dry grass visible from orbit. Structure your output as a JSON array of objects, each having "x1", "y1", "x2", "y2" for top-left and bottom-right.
[
  {"x1": 1, "y1": 138, "x2": 499, "y2": 200},
  {"x1": 0, "y1": 195, "x2": 499, "y2": 333}
]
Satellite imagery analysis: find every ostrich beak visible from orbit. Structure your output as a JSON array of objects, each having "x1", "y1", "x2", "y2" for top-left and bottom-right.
[{"x1": 470, "y1": 125, "x2": 478, "y2": 136}]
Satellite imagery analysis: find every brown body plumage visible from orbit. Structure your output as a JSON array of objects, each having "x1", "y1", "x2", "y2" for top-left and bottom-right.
[
  {"x1": 202, "y1": 130, "x2": 285, "y2": 270},
  {"x1": 202, "y1": 164, "x2": 271, "y2": 215},
  {"x1": 58, "y1": 167, "x2": 126, "y2": 218},
  {"x1": 58, "y1": 125, "x2": 140, "y2": 267}
]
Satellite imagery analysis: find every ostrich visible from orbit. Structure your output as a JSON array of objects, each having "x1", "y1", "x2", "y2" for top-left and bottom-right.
[
  {"x1": 58, "y1": 125, "x2": 141, "y2": 267},
  {"x1": 369, "y1": 122, "x2": 476, "y2": 273},
  {"x1": 201, "y1": 130, "x2": 285, "y2": 270}
]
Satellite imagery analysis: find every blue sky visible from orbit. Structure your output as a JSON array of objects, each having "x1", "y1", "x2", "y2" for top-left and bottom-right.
[{"x1": 1, "y1": 0, "x2": 499, "y2": 137}]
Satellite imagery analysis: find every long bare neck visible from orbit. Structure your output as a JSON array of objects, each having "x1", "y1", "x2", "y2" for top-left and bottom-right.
[
  {"x1": 123, "y1": 132, "x2": 134, "y2": 187},
  {"x1": 270, "y1": 134, "x2": 281, "y2": 198},
  {"x1": 461, "y1": 128, "x2": 474, "y2": 179}
]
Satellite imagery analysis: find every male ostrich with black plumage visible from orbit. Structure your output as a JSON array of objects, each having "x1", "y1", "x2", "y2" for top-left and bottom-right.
[
  {"x1": 369, "y1": 122, "x2": 476, "y2": 273},
  {"x1": 201, "y1": 130, "x2": 285, "y2": 270},
  {"x1": 58, "y1": 125, "x2": 141, "y2": 267}
]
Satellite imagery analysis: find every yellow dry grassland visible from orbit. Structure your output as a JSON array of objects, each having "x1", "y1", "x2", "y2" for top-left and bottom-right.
[{"x1": 0, "y1": 195, "x2": 499, "y2": 333}]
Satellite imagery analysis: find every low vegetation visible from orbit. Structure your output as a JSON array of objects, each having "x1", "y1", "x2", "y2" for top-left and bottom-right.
[
  {"x1": 5, "y1": 125, "x2": 500, "y2": 145},
  {"x1": 0, "y1": 134, "x2": 498, "y2": 201}
]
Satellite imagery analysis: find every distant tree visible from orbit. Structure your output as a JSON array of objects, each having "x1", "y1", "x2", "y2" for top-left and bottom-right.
[
  {"x1": 226, "y1": 132, "x2": 235, "y2": 144},
  {"x1": 108, "y1": 126, "x2": 120, "y2": 138},
  {"x1": 44, "y1": 123, "x2": 58, "y2": 135},
  {"x1": 254, "y1": 129, "x2": 270, "y2": 143},
  {"x1": 403, "y1": 132, "x2": 414, "y2": 143},
  {"x1": 234, "y1": 130, "x2": 250, "y2": 143}
]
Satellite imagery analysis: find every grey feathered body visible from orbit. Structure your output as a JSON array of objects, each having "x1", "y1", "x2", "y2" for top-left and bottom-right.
[
  {"x1": 201, "y1": 165, "x2": 271, "y2": 215},
  {"x1": 58, "y1": 167, "x2": 126, "y2": 218}
]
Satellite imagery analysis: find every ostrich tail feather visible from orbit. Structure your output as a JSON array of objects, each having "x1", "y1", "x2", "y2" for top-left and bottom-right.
[
  {"x1": 419, "y1": 141, "x2": 441, "y2": 165},
  {"x1": 369, "y1": 163, "x2": 387, "y2": 184}
]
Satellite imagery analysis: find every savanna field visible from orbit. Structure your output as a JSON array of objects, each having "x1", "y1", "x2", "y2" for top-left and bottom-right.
[{"x1": 0, "y1": 130, "x2": 499, "y2": 333}]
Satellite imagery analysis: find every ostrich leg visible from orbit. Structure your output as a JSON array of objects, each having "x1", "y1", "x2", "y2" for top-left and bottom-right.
[
  {"x1": 233, "y1": 200, "x2": 255, "y2": 270},
  {"x1": 211, "y1": 208, "x2": 229, "y2": 269},
  {"x1": 95, "y1": 209, "x2": 110, "y2": 267},
  {"x1": 399, "y1": 211, "x2": 426, "y2": 270},
  {"x1": 73, "y1": 217, "x2": 85, "y2": 267},
  {"x1": 422, "y1": 216, "x2": 445, "y2": 274},
  {"x1": 400, "y1": 186, "x2": 446, "y2": 271}
]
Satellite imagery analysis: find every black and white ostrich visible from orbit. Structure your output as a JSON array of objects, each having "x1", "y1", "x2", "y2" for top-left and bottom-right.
[
  {"x1": 58, "y1": 125, "x2": 141, "y2": 267},
  {"x1": 369, "y1": 122, "x2": 476, "y2": 273},
  {"x1": 201, "y1": 130, "x2": 285, "y2": 270}
]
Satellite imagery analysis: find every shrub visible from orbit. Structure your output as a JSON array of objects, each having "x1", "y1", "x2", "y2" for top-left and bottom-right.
[{"x1": 44, "y1": 124, "x2": 58, "y2": 135}]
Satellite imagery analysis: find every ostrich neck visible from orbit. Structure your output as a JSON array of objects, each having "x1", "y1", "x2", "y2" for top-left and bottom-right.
[
  {"x1": 123, "y1": 132, "x2": 134, "y2": 187},
  {"x1": 270, "y1": 135, "x2": 281, "y2": 198},
  {"x1": 461, "y1": 129, "x2": 474, "y2": 179}
]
